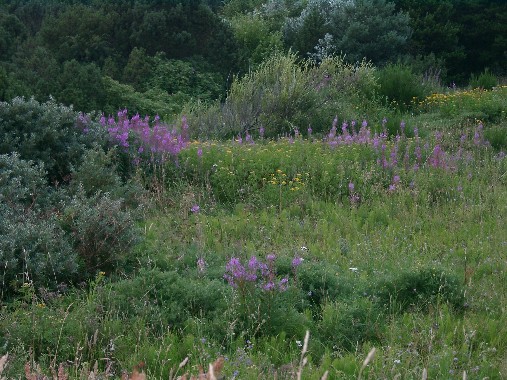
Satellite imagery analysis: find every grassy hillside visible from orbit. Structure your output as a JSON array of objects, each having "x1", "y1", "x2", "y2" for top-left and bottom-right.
[{"x1": 1, "y1": 84, "x2": 506, "y2": 379}]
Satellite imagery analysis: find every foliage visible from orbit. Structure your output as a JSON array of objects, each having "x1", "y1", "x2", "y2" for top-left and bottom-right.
[
  {"x1": 229, "y1": 12, "x2": 284, "y2": 72},
  {"x1": 373, "y1": 268, "x2": 465, "y2": 313},
  {"x1": 420, "y1": 85, "x2": 507, "y2": 124},
  {"x1": 283, "y1": 0, "x2": 412, "y2": 65},
  {"x1": 377, "y1": 63, "x2": 429, "y2": 109},
  {"x1": 0, "y1": 97, "x2": 87, "y2": 183},
  {"x1": 0, "y1": 153, "x2": 78, "y2": 297},
  {"x1": 469, "y1": 68, "x2": 498, "y2": 90},
  {"x1": 188, "y1": 53, "x2": 379, "y2": 139}
]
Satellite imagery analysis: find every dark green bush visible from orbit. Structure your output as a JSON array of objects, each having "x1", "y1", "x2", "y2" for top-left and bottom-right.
[
  {"x1": 377, "y1": 64, "x2": 427, "y2": 109},
  {"x1": 297, "y1": 262, "x2": 355, "y2": 312},
  {"x1": 317, "y1": 298, "x2": 383, "y2": 351},
  {"x1": 0, "y1": 97, "x2": 87, "y2": 183}
]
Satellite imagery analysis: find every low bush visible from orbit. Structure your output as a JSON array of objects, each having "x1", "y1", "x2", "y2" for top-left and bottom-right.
[
  {"x1": 377, "y1": 63, "x2": 428, "y2": 109},
  {"x1": 187, "y1": 53, "x2": 379, "y2": 139},
  {"x1": 60, "y1": 190, "x2": 140, "y2": 274},
  {"x1": 0, "y1": 153, "x2": 78, "y2": 297},
  {"x1": 372, "y1": 267, "x2": 465, "y2": 313},
  {"x1": 0, "y1": 97, "x2": 89, "y2": 183},
  {"x1": 469, "y1": 69, "x2": 498, "y2": 90}
]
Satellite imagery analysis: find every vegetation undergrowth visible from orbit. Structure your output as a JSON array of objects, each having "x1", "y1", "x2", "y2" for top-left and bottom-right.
[{"x1": 1, "y1": 63, "x2": 507, "y2": 380}]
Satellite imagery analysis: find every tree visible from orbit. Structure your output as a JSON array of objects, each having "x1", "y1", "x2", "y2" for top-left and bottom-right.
[
  {"x1": 123, "y1": 47, "x2": 153, "y2": 92},
  {"x1": 0, "y1": 10, "x2": 27, "y2": 61},
  {"x1": 57, "y1": 59, "x2": 105, "y2": 112},
  {"x1": 229, "y1": 12, "x2": 284, "y2": 71}
]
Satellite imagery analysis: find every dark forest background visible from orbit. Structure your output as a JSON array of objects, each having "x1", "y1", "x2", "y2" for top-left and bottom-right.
[{"x1": 0, "y1": 0, "x2": 505, "y2": 118}]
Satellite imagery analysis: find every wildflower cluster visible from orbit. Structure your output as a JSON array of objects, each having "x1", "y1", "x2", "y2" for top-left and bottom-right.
[
  {"x1": 79, "y1": 109, "x2": 190, "y2": 165},
  {"x1": 265, "y1": 169, "x2": 306, "y2": 191},
  {"x1": 224, "y1": 254, "x2": 300, "y2": 292},
  {"x1": 327, "y1": 117, "x2": 377, "y2": 147}
]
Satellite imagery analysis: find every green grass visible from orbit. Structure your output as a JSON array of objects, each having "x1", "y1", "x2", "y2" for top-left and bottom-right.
[{"x1": 1, "y1": 87, "x2": 506, "y2": 379}]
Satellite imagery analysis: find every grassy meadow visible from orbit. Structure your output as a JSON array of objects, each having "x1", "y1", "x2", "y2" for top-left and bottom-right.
[{"x1": 1, "y1": 81, "x2": 507, "y2": 379}]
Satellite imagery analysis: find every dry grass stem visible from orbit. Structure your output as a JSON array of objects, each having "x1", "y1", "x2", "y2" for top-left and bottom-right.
[
  {"x1": 296, "y1": 330, "x2": 310, "y2": 380},
  {"x1": 357, "y1": 347, "x2": 376, "y2": 380}
]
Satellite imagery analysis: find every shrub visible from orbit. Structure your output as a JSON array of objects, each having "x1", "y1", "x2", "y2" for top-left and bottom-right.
[
  {"x1": 60, "y1": 190, "x2": 140, "y2": 274},
  {"x1": 377, "y1": 63, "x2": 427, "y2": 109},
  {"x1": 469, "y1": 69, "x2": 497, "y2": 90},
  {"x1": 0, "y1": 97, "x2": 88, "y2": 183},
  {"x1": 484, "y1": 125, "x2": 507, "y2": 151},
  {"x1": 187, "y1": 53, "x2": 380, "y2": 139},
  {"x1": 372, "y1": 267, "x2": 465, "y2": 313},
  {"x1": 0, "y1": 153, "x2": 78, "y2": 297},
  {"x1": 317, "y1": 298, "x2": 383, "y2": 351}
]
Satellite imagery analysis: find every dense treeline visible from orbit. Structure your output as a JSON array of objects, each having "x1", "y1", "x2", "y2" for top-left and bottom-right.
[{"x1": 0, "y1": 0, "x2": 506, "y2": 116}]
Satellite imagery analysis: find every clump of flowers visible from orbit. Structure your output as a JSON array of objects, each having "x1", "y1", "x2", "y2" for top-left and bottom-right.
[
  {"x1": 96, "y1": 109, "x2": 189, "y2": 164},
  {"x1": 223, "y1": 254, "x2": 298, "y2": 293}
]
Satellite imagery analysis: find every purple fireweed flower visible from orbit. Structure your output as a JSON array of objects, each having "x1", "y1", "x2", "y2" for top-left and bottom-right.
[
  {"x1": 263, "y1": 282, "x2": 275, "y2": 291},
  {"x1": 278, "y1": 278, "x2": 289, "y2": 291},
  {"x1": 197, "y1": 258, "x2": 206, "y2": 272},
  {"x1": 393, "y1": 175, "x2": 400, "y2": 184},
  {"x1": 224, "y1": 257, "x2": 246, "y2": 287},
  {"x1": 361, "y1": 120, "x2": 367, "y2": 128},
  {"x1": 267, "y1": 253, "x2": 276, "y2": 262},
  {"x1": 307, "y1": 126, "x2": 312, "y2": 136},
  {"x1": 259, "y1": 126, "x2": 265, "y2": 138},
  {"x1": 191, "y1": 204, "x2": 200, "y2": 213},
  {"x1": 348, "y1": 182, "x2": 355, "y2": 192},
  {"x1": 197, "y1": 148, "x2": 203, "y2": 157},
  {"x1": 389, "y1": 184, "x2": 396, "y2": 192},
  {"x1": 292, "y1": 257, "x2": 303, "y2": 267},
  {"x1": 248, "y1": 256, "x2": 259, "y2": 270},
  {"x1": 400, "y1": 120, "x2": 406, "y2": 135}
]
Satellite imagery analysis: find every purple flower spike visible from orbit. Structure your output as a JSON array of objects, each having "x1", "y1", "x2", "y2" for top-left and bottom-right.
[
  {"x1": 348, "y1": 182, "x2": 355, "y2": 192},
  {"x1": 278, "y1": 278, "x2": 289, "y2": 291},
  {"x1": 248, "y1": 256, "x2": 259, "y2": 270},
  {"x1": 197, "y1": 148, "x2": 203, "y2": 157},
  {"x1": 292, "y1": 257, "x2": 303, "y2": 267},
  {"x1": 267, "y1": 253, "x2": 276, "y2": 262},
  {"x1": 191, "y1": 204, "x2": 200, "y2": 213}
]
